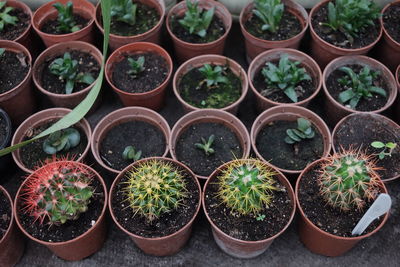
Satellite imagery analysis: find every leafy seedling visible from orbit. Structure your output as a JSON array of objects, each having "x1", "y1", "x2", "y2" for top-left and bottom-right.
[
  {"x1": 371, "y1": 141, "x2": 397, "y2": 160},
  {"x1": 122, "y1": 146, "x2": 142, "y2": 162},
  {"x1": 256, "y1": 214, "x2": 266, "y2": 221},
  {"x1": 42, "y1": 128, "x2": 80, "y2": 155},
  {"x1": 195, "y1": 134, "x2": 215, "y2": 156},
  {"x1": 0, "y1": 1, "x2": 18, "y2": 31},
  {"x1": 53, "y1": 1, "x2": 81, "y2": 33},
  {"x1": 179, "y1": 0, "x2": 215, "y2": 38},
  {"x1": 127, "y1": 56, "x2": 145, "y2": 78},
  {"x1": 110, "y1": 0, "x2": 137, "y2": 26},
  {"x1": 284, "y1": 118, "x2": 315, "y2": 144},
  {"x1": 199, "y1": 64, "x2": 229, "y2": 88},
  {"x1": 253, "y1": 0, "x2": 284, "y2": 33}
]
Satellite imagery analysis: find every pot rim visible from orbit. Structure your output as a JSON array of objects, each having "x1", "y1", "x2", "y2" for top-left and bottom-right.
[
  {"x1": 4, "y1": 0, "x2": 33, "y2": 43},
  {"x1": 0, "y1": 108, "x2": 12, "y2": 149},
  {"x1": 380, "y1": 1, "x2": 400, "y2": 48},
  {"x1": 0, "y1": 186, "x2": 14, "y2": 244}
]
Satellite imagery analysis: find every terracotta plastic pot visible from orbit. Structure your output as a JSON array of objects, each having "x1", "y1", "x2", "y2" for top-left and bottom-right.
[
  {"x1": 203, "y1": 159, "x2": 296, "y2": 258},
  {"x1": 33, "y1": 41, "x2": 103, "y2": 109},
  {"x1": 105, "y1": 42, "x2": 173, "y2": 110},
  {"x1": 95, "y1": 0, "x2": 165, "y2": 51},
  {"x1": 0, "y1": 40, "x2": 35, "y2": 125},
  {"x1": 296, "y1": 158, "x2": 390, "y2": 256},
  {"x1": 173, "y1": 54, "x2": 248, "y2": 115},
  {"x1": 248, "y1": 48, "x2": 322, "y2": 111},
  {"x1": 109, "y1": 157, "x2": 202, "y2": 256},
  {"x1": 169, "y1": 109, "x2": 251, "y2": 180},
  {"x1": 166, "y1": 0, "x2": 232, "y2": 63},
  {"x1": 240, "y1": 0, "x2": 308, "y2": 63},
  {"x1": 91, "y1": 107, "x2": 171, "y2": 175},
  {"x1": 3, "y1": 0, "x2": 33, "y2": 49},
  {"x1": 11, "y1": 108, "x2": 92, "y2": 174},
  {"x1": 0, "y1": 186, "x2": 25, "y2": 267},
  {"x1": 309, "y1": 0, "x2": 383, "y2": 69},
  {"x1": 322, "y1": 55, "x2": 397, "y2": 126},
  {"x1": 251, "y1": 105, "x2": 331, "y2": 177},
  {"x1": 14, "y1": 161, "x2": 108, "y2": 261},
  {"x1": 32, "y1": 0, "x2": 96, "y2": 48},
  {"x1": 0, "y1": 109, "x2": 13, "y2": 182}
]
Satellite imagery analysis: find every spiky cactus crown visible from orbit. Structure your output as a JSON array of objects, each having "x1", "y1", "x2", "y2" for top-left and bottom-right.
[
  {"x1": 21, "y1": 161, "x2": 95, "y2": 225},
  {"x1": 123, "y1": 159, "x2": 188, "y2": 222},
  {"x1": 318, "y1": 151, "x2": 381, "y2": 212}
]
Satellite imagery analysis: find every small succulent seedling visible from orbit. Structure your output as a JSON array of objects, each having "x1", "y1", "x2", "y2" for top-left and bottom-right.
[
  {"x1": 337, "y1": 66, "x2": 386, "y2": 109},
  {"x1": 371, "y1": 141, "x2": 397, "y2": 160},
  {"x1": 199, "y1": 64, "x2": 229, "y2": 88},
  {"x1": 253, "y1": 0, "x2": 284, "y2": 33},
  {"x1": 195, "y1": 134, "x2": 215, "y2": 156},
  {"x1": 111, "y1": 0, "x2": 137, "y2": 26},
  {"x1": 284, "y1": 118, "x2": 315, "y2": 144},
  {"x1": 123, "y1": 159, "x2": 187, "y2": 222},
  {"x1": 256, "y1": 214, "x2": 266, "y2": 221},
  {"x1": 318, "y1": 150, "x2": 381, "y2": 211},
  {"x1": 49, "y1": 52, "x2": 95, "y2": 94},
  {"x1": 53, "y1": 1, "x2": 80, "y2": 33},
  {"x1": 122, "y1": 146, "x2": 142, "y2": 162},
  {"x1": 261, "y1": 54, "x2": 311, "y2": 103},
  {"x1": 127, "y1": 56, "x2": 145, "y2": 78},
  {"x1": 0, "y1": 48, "x2": 4, "y2": 57},
  {"x1": 0, "y1": 1, "x2": 18, "y2": 32},
  {"x1": 179, "y1": 0, "x2": 215, "y2": 38},
  {"x1": 42, "y1": 128, "x2": 80, "y2": 155}
]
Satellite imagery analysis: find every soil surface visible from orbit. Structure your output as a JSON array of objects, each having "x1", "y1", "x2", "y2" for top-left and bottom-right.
[
  {"x1": 383, "y1": 3, "x2": 400, "y2": 43},
  {"x1": 0, "y1": 115, "x2": 8, "y2": 146},
  {"x1": 176, "y1": 122, "x2": 243, "y2": 177},
  {"x1": 99, "y1": 121, "x2": 166, "y2": 171},
  {"x1": 326, "y1": 64, "x2": 389, "y2": 111},
  {"x1": 256, "y1": 120, "x2": 324, "y2": 170},
  {"x1": 111, "y1": 52, "x2": 168, "y2": 93},
  {"x1": 0, "y1": 7, "x2": 30, "y2": 40},
  {"x1": 0, "y1": 50, "x2": 30, "y2": 94},
  {"x1": 41, "y1": 14, "x2": 89, "y2": 35},
  {"x1": 0, "y1": 189, "x2": 11, "y2": 240},
  {"x1": 298, "y1": 162, "x2": 384, "y2": 237},
  {"x1": 111, "y1": 166, "x2": 199, "y2": 238}
]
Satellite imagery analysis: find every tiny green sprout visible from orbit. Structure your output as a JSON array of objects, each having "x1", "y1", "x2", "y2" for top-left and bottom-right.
[
  {"x1": 127, "y1": 56, "x2": 145, "y2": 78},
  {"x1": 122, "y1": 146, "x2": 142, "y2": 162},
  {"x1": 253, "y1": 0, "x2": 284, "y2": 33},
  {"x1": 179, "y1": 0, "x2": 215, "y2": 38},
  {"x1": 199, "y1": 64, "x2": 229, "y2": 88},
  {"x1": 195, "y1": 134, "x2": 215, "y2": 156},
  {"x1": 284, "y1": 118, "x2": 315, "y2": 144},
  {"x1": 256, "y1": 214, "x2": 266, "y2": 221},
  {"x1": 42, "y1": 128, "x2": 80, "y2": 155},
  {"x1": 371, "y1": 141, "x2": 397, "y2": 160},
  {"x1": 0, "y1": 1, "x2": 18, "y2": 32},
  {"x1": 111, "y1": 0, "x2": 137, "y2": 26},
  {"x1": 0, "y1": 48, "x2": 4, "y2": 57},
  {"x1": 53, "y1": 1, "x2": 80, "y2": 33}
]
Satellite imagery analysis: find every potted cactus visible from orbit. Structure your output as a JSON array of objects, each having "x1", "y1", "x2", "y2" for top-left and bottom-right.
[
  {"x1": 296, "y1": 150, "x2": 390, "y2": 256},
  {"x1": 109, "y1": 157, "x2": 201, "y2": 256}
]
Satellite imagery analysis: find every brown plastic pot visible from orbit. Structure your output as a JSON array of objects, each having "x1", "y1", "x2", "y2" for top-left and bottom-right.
[
  {"x1": 32, "y1": 0, "x2": 96, "y2": 48},
  {"x1": 296, "y1": 158, "x2": 389, "y2": 256},
  {"x1": 105, "y1": 42, "x2": 173, "y2": 110},
  {"x1": 240, "y1": 0, "x2": 308, "y2": 63},
  {"x1": 173, "y1": 54, "x2": 248, "y2": 115},
  {"x1": 33, "y1": 41, "x2": 103, "y2": 109},
  {"x1": 166, "y1": 0, "x2": 232, "y2": 63},
  {"x1": 95, "y1": 0, "x2": 165, "y2": 51},
  {"x1": 203, "y1": 159, "x2": 296, "y2": 258},
  {"x1": 0, "y1": 40, "x2": 35, "y2": 125},
  {"x1": 91, "y1": 107, "x2": 171, "y2": 175},
  {"x1": 248, "y1": 48, "x2": 322, "y2": 112},
  {"x1": 169, "y1": 109, "x2": 251, "y2": 180},
  {"x1": 0, "y1": 186, "x2": 25, "y2": 267},
  {"x1": 11, "y1": 108, "x2": 92, "y2": 174},
  {"x1": 251, "y1": 105, "x2": 331, "y2": 177},
  {"x1": 14, "y1": 161, "x2": 108, "y2": 261},
  {"x1": 109, "y1": 157, "x2": 202, "y2": 256},
  {"x1": 3, "y1": 0, "x2": 33, "y2": 49},
  {"x1": 309, "y1": 0, "x2": 383, "y2": 69},
  {"x1": 322, "y1": 55, "x2": 397, "y2": 126}
]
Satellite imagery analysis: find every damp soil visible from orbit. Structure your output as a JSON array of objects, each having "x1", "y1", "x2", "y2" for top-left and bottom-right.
[
  {"x1": 179, "y1": 65, "x2": 242, "y2": 109},
  {"x1": 312, "y1": 3, "x2": 380, "y2": 49},
  {"x1": 100, "y1": 121, "x2": 166, "y2": 171},
  {"x1": 0, "y1": 189, "x2": 11, "y2": 240},
  {"x1": 0, "y1": 7, "x2": 30, "y2": 40},
  {"x1": 176, "y1": 122, "x2": 243, "y2": 177},
  {"x1": 40, "y1": 14, "x2": 89, "y2": 35},
  {"x1": 111, "y1": 52, "x2": 168, "y2": 93},
  {"x1": 244, "y1": 8, "x2": 302, "y2": 41},
  {"x1": 111, "y1": 167, "x2": 199, "y2": 238},
  {"x1": 0, "y1": 115, "x2": 8, "y2": 147},
  {"x1": 0, "y1": 50, "x2": 30, "y2": 94},
  {"x1": 326, "y1": 64, "x2": 389, "y2": 111},
  {"x1": 383, "y1": 3, "x2": 400, "y2": 43},
  {"x1": 19, "y1": 121, "x2": 88, "y2": 170},
  {"x1": 40, "y1": 50, "x2": 100, "y2": 94},
  {"x1": 298, "y1": 162, "x2": 384, "y2": 237},
  {"x1": 333, "y1": 115, "x2": 400, "y2": 181},
  {"x1": 204, "y1": 177, "x2": 292, "y2": 241},
  {"x1": 256, "y1": 120, "x2": 324, "y2": 171},
  {"x1": 18, "y1": 178, "x2": 104, "y2": 242}
]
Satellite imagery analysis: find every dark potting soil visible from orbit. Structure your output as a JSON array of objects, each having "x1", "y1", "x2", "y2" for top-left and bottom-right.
[
  {"x1": 204, "y1": 177, "x2": 292, "y2": 241},
  {"x1": 312, "y1": 3, "x2": 380, "y2": 49},
  {"x1": 179, "y1": 65, "x2": 242, "y2": 109},
  {"x1": 298, "y1": 162, "x2": 384, "y2": 237},
  {"x1": 40, "y1": 50, "x2": 100, "y2": 94},
  {"x1": 0, "y1": 50, "x2": 29, "y2": 94},
  {"x1": 326, "y1": 64, "x2": 389, "y2": 111},
  {"x1": 256, "y1": 120, "x2": 324, "y2": 170},
  {"x1": 333, "y1": 116, "x2": 400, "y2": 181},
  {"x1": 100, "y1": 121, "x2": 166, "y2": 171},
  {"x1": 0, "y1": 116, "x2": 8, "y2": 146},
  {"x1": 383, "y1": 3, "x2": 400, "y2": 43},
  {"x1": 40, "y1": 14, "x2": 89, "y2": 35},
  {"x1": 176, "y1": 122, "x2": 243, "y2": 177},
  {"x1": 111, "y1": 167, "x2": 199, "y2": 238},
  {"x1": 18, "y1": 178, "x2": 104, "y2": 242},
  {"x1": 0, "y1": 190, "x2": 11, "y2": 240},
  {"x1": 0, "y1": 7, "x2": 30, "y2": 40},
  {"x1": 244, "y1": 8, "x2": 302, "y2": 41},
  {"x1": 111, "y1": 52, "x2": 168, "y2": 94},
  {"x1": 19, "y1": 122, "x2": 88, "y2": 170}
]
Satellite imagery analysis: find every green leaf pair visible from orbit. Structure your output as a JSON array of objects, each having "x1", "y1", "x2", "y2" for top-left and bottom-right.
[
  {"x1": 179, "y1": 0, "x2": 215, "y2": 38},
  {"x1": 195, "y1": 134, "x2": 215, "y2": 156},
  {"x1": 371, "y1": 141, "x2": 397, "y2": 160},
  {"x1": 127, "y1": 56, "x2": 145, "y2": 78},
  {"x1": 284, "y1": 118, "x2": 315, "y2": 144},
  {"x1": 122, "y1": 146, "x2": 142, "y2": 161},
  {"x1": 42, "y1": 128, "x2": 80, "y2": 155}
]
